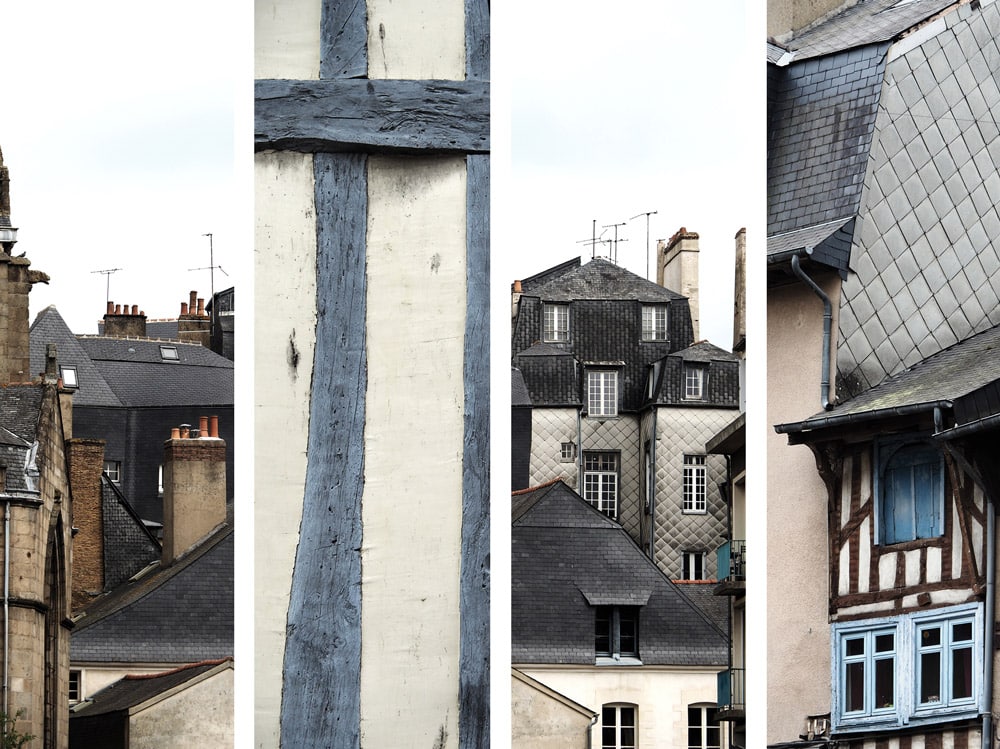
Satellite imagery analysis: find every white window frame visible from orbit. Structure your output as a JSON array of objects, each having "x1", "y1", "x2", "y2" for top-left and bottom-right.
[
  {"x1": 584, "y1": 452, "x2": 619, "y2": 519},
  {"x1": 69, "y1": 669, "x2": 82, "y2": 704},
  {"x1": 559, "y1": 442, "x2": 577, "y2": 463},
  {"x1": 686, "y1": 704, "x2": 722, "y2": 749},
  {"x1": 588, "y1": 370, "x2": 618, "y2": 418},
  {"x1": 683, "y1": 455, "x2": 707, "y2": 514},
  {"x1": 685, "y1": 365, "x2": 705, "y2": 400},
  {"x1": 601, "y1": 704, "x2": 637, "y2": 749},
  {"x1": 103, "y1": 460, "x2": 121, "y2": 484},
  {"x1": 831, "y1": 603, "x2": 984, "y2": 733},
  {"x1": 542, "y1": 303, "x2": 569, "y2": 342},
  {"x1": 682, "y1": 550, "x2": 706, "y2": 580},
  {"x1": 641, "y1": 305, "x2": 668, "y2": 341}
]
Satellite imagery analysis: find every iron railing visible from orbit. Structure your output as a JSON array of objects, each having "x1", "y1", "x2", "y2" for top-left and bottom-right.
[
  {"x1": 717, "y1": 667, "x2": 746, "y2": 712},
  {"x1": 716, "y1": 539, "x2": 746, "y2": 583}
]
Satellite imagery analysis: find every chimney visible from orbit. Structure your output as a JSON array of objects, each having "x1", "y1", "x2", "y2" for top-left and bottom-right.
[
  {"x1": 161, "y1": 416, "x2": 227, "y2": 565},
  {"x1": 511, "y1": 279, "x2": 523, "y2": 321},
  {"x1": 102, "y1": 300, "x2": 147, "y2": 338},
  {"x1": 658, "y1": 227, "x2": 701, "y2": 341},
  {"x1": 733, "y1": 228, "x2": 746, "y2": 356},
  {"x1": 177, "y1": 290, "x2": 211, "y2": 348},
  {"x1": 66, "y1": 438, "x2": 107, "y2": 610}
]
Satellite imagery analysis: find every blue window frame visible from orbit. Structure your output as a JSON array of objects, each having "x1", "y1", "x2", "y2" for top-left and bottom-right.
[
  {"x1": 876, "y1": 439, "x2": 944, "y2": 544},
  {"x1": 832, "y1": 603, "x2": 983, "y2": 733}
]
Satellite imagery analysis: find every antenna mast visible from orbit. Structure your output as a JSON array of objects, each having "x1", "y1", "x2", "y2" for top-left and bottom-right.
[
  {"x1": 630, "y1": 210, "x2": 658, "y2": 280},
  {"x1": 91, "y1": 267, "x2": 123, "y2": 306}
]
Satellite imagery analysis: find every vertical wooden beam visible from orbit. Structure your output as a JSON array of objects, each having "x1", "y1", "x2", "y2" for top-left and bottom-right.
[
  {"x1": 460, "y1": 153, "x2": 490, "y2": 748},
  {"x1": 280, "y1": 153, "x2": 367, "y2": 749},
  {"x1": 321, "y1": 0, "x2": 367, "y2": 79},
  {"x1": 465, "y1": 0, "x2": 489, "y2": 81}
]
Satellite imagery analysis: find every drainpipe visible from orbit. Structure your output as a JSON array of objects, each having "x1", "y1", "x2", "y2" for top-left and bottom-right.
[
  {"x1": 586, "y1": 712, "x2": 599, "y2": 749},
  {"x1": 984, "y1": 494, "x2": 995, "y2": 749},
  {"x1": 3, "y1": 499, "x2": 9, "y2": 722},
  {"x1": 790, "y1": 252, "x2": 832, "y2": 411},
  {"x1": 577, "y1": 407, "x2": 583, "y2": 493},
  {"x1": 649, "y1": 414, "x2": 658, "y2": 559}
]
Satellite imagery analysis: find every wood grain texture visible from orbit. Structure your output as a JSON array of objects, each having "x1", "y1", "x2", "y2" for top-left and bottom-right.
[
  {"x1": 460, "y1": 153, "x2": 490, "y2": 748},
  {"x1": 255, "y1": 78, "x2": 490, "y2": 154},
  {"x1": 279, "y1": 153, "x2": 367, "y2": 749},
  {"x1": 465, "y1": 0, "x2": 490, "y2": 81},
  {"x1": 320, "y1": 0, "x2": 367, "y2": 79}
]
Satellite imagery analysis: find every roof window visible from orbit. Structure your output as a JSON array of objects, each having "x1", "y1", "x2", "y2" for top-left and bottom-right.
[{"x1": 159, "y1": 345, "x2": 179, "y2": 361}]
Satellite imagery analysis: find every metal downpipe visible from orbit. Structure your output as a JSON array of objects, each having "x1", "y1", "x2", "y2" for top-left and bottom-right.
[
  {"x1": 790, "y1": 253, "x2": 833, "y2": 411},
  {"x1": 984, "y1": 495, "x2": 995, "y2": 749},
  {"x1": 4, "y1": 500, "x2": 9, "y2": 722}
]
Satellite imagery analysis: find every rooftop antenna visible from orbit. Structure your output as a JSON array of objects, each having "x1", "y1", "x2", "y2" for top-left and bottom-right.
[
  {"x1": 602, "y1": 222, "x2": 627, "y2": 264},
  {"x1": 188, "y1": 233, "x2": 228, "y2": 325},
  {"x1": 630, "y1": 210, "x2": 658, "y2": 280},
  {"x1": 576, "y1": 220, "x2": 607, "y2": 260},
  {"x1": 91, "y1": 267, "x2": 123, "y2": 307}
]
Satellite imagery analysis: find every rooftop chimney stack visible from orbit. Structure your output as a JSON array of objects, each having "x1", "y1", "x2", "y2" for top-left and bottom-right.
[
  {"x1": 161, "y1": 416, "x2": 227, "y2": 565},
  {"x1": 102, "y1": 300, "x2": 148, "y2": 338},
  {"x1": 177, "y1": 290, "x2": 211, "y2": 348},
  {"x1": 658, "y1": 227, "x2": 701, "y2": 341}
]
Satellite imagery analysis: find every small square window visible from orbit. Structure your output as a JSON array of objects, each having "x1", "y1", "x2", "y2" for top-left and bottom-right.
[
  {"x1": 543, "y1": 304, "x2": 569, "y2": 342},
  {"x1": 685, "y1": 365, "x2": 704, "y2": 399},
  {"x1": 104, "y1": 461, "x2": 121, "y2": 484},
  {"x1": 559, "y1": 442, "x2": 576, "y2": 462},
  {"x1": 159, "y1": 345, "x2": 179, "y2": 361},
  {"x1": 60, "y1": 365, "x2": 78, "y2": 389}
]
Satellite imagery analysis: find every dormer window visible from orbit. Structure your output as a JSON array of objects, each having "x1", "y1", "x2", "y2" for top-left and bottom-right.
[
  {"x1": 595, "y1": 605, "x2": 638, "y2": 661},
  {"x1": 685, "y1": 365, "x2": 705, "y2": 400},
  {"x1": 60, "y1": 365, "x2": 78, "y2": 389},
  {"x1": 641, "y1": 305, "x2": 668, "y2": 341},
  {"x1": 587, "y1": 370, "x2": 618, "y2": 417},
  {"x1": 542, "y1": 304, "x2": 569, "y2": 342}
]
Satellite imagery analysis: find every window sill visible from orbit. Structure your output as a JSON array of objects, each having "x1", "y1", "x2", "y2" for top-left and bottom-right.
[{"x1": 595, "y1": 656, "x2": 642, "y2": 667}]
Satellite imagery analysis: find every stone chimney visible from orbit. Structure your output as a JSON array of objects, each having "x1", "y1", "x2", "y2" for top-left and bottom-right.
[
  {"x1": 511, "y1": 279, "x2": 523, "y2": 322},
  {"x1": 177, "y1": 290, "x2": 211, "y2": 347},
  {"x1": 66, "y1": 438, "x2": 107, "y2": 610},
  {"x1": 102, "y1": 301, "x2": 147, "y2": 338},
  {"x1": 658, "y1": 227, "x2": 701, "y2": 341},
  {"x1": 161, "y1": 415, "x2": 226, "y2": 565},
  {"x1": 733, "y1": 228, "x2": 746, "y2": 356}
]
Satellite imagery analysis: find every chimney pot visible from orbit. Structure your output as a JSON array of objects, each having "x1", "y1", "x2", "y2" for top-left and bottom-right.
[
  {"x1": 513, "y1": 280, "x2": 522, "y2": 293},
  {"x1": 179, "y1": 424, "x2": 190, "y2": 439},
  {"x1": 189, "y1": 290, "x2": 198, "y2": 310},
  {"x1": 197, "y1": 298, "x2": 205, "y2": 316},
  {"x1": 181, "y1": 302, "x2": 188, "y2": 316},
  {"x1": 199, "y1": 416, "x2": 209, "y2": 436},
  {"x1": 171, "y1": 427, "x2": 180, "y2": 439},
  {"x1": 209, "y1": 415, "x2": 219, "y2": 438},
  {"x1": 114, "y1": 304, "x2": 121, "y2": 315},
  {"x1": 106, "y1": 301, "x2": 114, "y2": 314},
  {"x1": 131, "y1": 304, "x2": 138, "y2": 315}
]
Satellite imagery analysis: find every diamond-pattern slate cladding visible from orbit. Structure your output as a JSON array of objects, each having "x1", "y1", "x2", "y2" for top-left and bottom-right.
[
  {"x1": 837, "y1": 2, "x2": 1000, "y2": 397},
  {"x1": 653, "y1": 408, "x2": 733, "y2": 578},
  {"x1": 768, "y1": 43, "x2": 888, "y2": 236},
  {"x1": 582, "y1": 415, "x2": 641, "y2": 540},
  {"x1": 529, "y1": 409, "x2": 579, "y2": 490}
]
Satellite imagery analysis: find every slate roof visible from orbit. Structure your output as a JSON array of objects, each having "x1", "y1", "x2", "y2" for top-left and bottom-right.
[
  {"x1": 672, "y1": 581, "x2": 729, "y2": 634},
  {"x1": 512, "y1": 481, "x2": 728, "y2": 666},
  {"x1": 77, "y1": 337, "x2": 233, "y2": 408},
  {"x1": 30, "y1": 306, "x2": 121, "y2": 407},
  {"x1": 101, "y1": 477, "x2": 161, "y2": 592},
  {"x1": 71, "y1": 525, "x2": 233, "y2": 664},
  {"x1": 518, "y1": 257, "x2": 581, "y2": 295},
  {"x1": 523, "y1": 257, "x2": 684, "y2": 303},
  {"x1": 777, "y1": 0, "x2": 957, "y2": 61},
  {"x1": 512, "y1": 367, "x2": 532, "y2": 407},
  {"x1": 777, "y1": 322, "x2": 1000, "y2": 434},
  {"x1": 70, "y1": 658, "x2": 232, "y2": 717},
  {"x1": 668, "y1": 341, "x2": 742, "y2": 364}
]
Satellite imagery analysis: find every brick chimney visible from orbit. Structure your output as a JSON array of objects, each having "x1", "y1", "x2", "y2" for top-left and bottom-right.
[
  {"x1": 66, "y1": 438, "x2": 107, "y2": 610},
  {"x1": 161, "y1": 416, "x2": 226, "y2": 565},
  {"x1": 177, "y1": 290, "x2": 211, "y2": 347},
  {"x1": 658, "y1": 227, "x2": 701, "y2": 341},
  {"x1": 102, "y1": 300, "x2": 147, "y2": 338}
]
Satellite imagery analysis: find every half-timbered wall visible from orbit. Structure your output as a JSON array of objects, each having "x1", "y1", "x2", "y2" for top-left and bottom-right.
[
  {"x1": 827, "y1": 442, "x2": 986, "y2": 621},
  {"x1": 835, "y1": 724, "x2": 980, "y2": 749}
]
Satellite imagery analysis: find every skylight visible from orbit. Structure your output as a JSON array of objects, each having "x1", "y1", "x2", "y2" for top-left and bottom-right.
[{"x1": 159, "y1": 345, "x2": 180, "y2": 361}]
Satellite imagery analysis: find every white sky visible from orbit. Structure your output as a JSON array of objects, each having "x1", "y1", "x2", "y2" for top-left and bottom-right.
[
  {"x1": 497, "y1": 0, "x2": 764, "y2": 349},
  {"x1": 0, "y1": 2, "x2": 247, "y2": 334}
]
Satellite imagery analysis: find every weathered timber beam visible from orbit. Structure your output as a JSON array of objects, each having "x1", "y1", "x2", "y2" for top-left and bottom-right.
[{"x1": 255, "y1": 78, "x2": 490, "y2": 154}]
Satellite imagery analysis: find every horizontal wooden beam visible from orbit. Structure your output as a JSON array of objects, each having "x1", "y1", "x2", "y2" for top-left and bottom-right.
[{"x1": 256, "y1": 78, "x2": 490, "y2": 154}]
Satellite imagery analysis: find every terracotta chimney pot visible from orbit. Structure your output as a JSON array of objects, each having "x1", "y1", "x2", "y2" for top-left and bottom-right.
[
  {"x1": 181, "y1": 302, "x2": 188, "y2": 316},
  {"x1": 171, "y1": 427, "x2": 180, "y2": 439},
  {"x1": 114, "y1": 304, "x2": 121, "y2": 315},
  {"x1": 199, "y1": 416, "x2": 209, "y2": 436},
  {"x1": 106, "y1": 301, "x2": 114, "y2": 314},
  {"x1": 209, "y1": 416, "x2": 219, "y2": 438}
]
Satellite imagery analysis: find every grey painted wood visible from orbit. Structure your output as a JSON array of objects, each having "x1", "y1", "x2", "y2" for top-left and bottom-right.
[
  {"x1": 255, "y1": 78, "x2": 490, "y2": 154},
  {"x1": 321, "y1": 0, "x2": 367, "y2": 79},
  {"x1": 279, "y1": 153, "x2": 367, "y2": 749},
  {"x1": 460, "y1": 153, "x2": 490, "y2": 749},
  {"x1": 466, "y1": 0, "x2": 490, "y2": 81}
]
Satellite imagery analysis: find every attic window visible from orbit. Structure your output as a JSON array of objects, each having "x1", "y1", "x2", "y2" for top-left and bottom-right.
[
  {"x1": 159, "y1": 345, "x2": 179, "y2": 361},
  {"x1": 60, "y1": 365, "x2": 78, "y2": 389},
  {"x1": 641, "y1": 305, "x2": 668, "y2": 341},
  {"x1": 543, "y1": 304, "x2": 569, "y2": 342},
  {"x1": 596, "y1": 606, "x2": 639, "y2": 661},
  {"x1": 685, "y1": 365, "x2": 705, "y2": 400}
]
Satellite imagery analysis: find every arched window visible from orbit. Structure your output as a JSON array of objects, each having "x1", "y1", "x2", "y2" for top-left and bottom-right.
[
  {"x1": 601, "y1": 704, "x2": 636, "y2": 749},
  {"x1": 687, "y1": 703, "x2": 721, "y2": 749}
]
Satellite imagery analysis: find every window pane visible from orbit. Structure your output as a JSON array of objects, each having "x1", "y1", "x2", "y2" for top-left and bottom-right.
[
  {"x1": 874, "y1": 657, "x2": 894, "y2": 709},
  {"x1": 920, "y1": 651, "x2": 941, "y2": 703},
  {"x1": 603, "y1": 727, "x2": 616, "y2": 748},
  {"x1": 952, "y1": 646, "x2": 973, "y2": 700},
  {"x1": 620, "y1": 708, "x2": 634, "y2": 727},
  {"x1": 953, "y1": 622, "x2": 973, "y2": 642},
  {"x1": 921, "y1": 627, "x2": 941, "y2": 647},
  {"x1": 845, "y1": 661, "x2": 865, "y2": 712},
  {"x1": 619, "y1": 611, "x2": 637, "y2": 657},
  {"x1": 596, "y1": 608, "x2": 611, "y2": 655},
  {"x1": 875, "y1": 633, "x2": 894, "y2": 652},
  {"x1": 845, "y1": 636, "x2": 865, "y2": 657}
]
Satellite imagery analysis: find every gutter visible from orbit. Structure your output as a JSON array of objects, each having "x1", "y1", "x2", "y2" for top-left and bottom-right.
[
  {"x1": 775, "y1": 400, "x2": 952, "y2": 436},
  {"x1": 790, "y1": 252, "x2": 832, "y2": 411}
]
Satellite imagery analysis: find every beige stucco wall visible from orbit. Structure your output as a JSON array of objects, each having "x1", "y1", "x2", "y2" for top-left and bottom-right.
[
  {"x1": 512, "y1": 670, "x2": 594, "y2": 749},
  {"x1": 517, "y1": 666, "x2": 721, "y2": 749},
  {"x1": 766, "y1": 273, "x2": 841, "y2": 743},
  {"x1": 130, "y1": 666, "x2": 234, "y2": 749}
]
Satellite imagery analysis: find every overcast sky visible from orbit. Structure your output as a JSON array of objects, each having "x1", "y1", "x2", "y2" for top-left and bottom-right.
[
  {"x1": 498, "y1": 1, "x2": 763, "y2": 349},
  {"x1": 0, "y1": 2, "x2": 246, "y2": 335}
]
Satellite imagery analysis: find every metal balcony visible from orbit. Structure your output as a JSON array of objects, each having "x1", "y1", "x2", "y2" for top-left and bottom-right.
[
  {"x1": 716, "y1": 667, "x2": 745, "y2": 720},
  {"x1": 713, "y1": 539, "x2": 745, "y2": 595}
]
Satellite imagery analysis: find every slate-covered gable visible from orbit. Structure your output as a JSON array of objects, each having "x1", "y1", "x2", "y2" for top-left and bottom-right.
[
  {"x1": 650, "y1": 342, "x2": 742, "y2": 407},
  {"x1": 101, "y1": 477, "x2": 161, "y2": 591},
  {"x1": 30, "y1": 307, "x2": 121, "y2": 408},
  {"x1": 512, "y1": 482, "x2": 728, "y2": 666}
]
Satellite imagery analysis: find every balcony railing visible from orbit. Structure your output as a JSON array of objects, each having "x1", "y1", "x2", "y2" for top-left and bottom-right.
[
  {"x1": 716, "y1": 539, "x2": 746, "y2": 583},
  {"x1": 717, "y1": 667, "x2": 745, "y2": 714}
]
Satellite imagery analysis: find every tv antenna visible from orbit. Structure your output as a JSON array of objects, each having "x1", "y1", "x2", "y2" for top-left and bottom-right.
[
  {"x1": 188, "y1": 233, "x2": 228, "y2": 324},
  {"x1": 630, "y1": 210, "x2": 658, "y2": 279},
  {"x1": 601, "y1": 222, "x2": 628, "y2": 265},
  {"x1": 91, "y1": 267, "x2": 123, "y2": 306}
]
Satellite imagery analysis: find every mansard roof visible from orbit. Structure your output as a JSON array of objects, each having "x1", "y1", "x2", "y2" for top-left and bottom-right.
[
  {"x1": 777, "y1": 322, "x2": 1000, "y2": 436},
  {"x1": 668, "y1": 340, "x2": 742, "y2": 364},
  {"x1": 511, "y1": 367, "x2": 532, "y2": 407},
  {"x1": 512, "y1": 480, "x2": 728, "y2": 666},
  {"x1": 522, "y1": 257, "x2": 684, "y2": 303}
]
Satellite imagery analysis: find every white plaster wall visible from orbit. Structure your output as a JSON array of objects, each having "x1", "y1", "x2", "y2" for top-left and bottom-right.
[
  {"x1": 130, "y1": 667, "x2": 234, "y2": 749},
  {"x1": 253, "y1": 151, "x2": 317, "y2": 747},
  {"x1": 518, "y1": 666, "x2": 721, "y2": 749},
  {"x1": 511, "y1": 672, "x2": 593, "y2": 749},
  {"x1": 368, "y1": 0, "x2": 465, "y2": 80},
  {"x1": 254, "y1": 0, "x2": 320, "y2": 79},
  {"x1": 767, "y1": 274, "x2": 842, "y2": 743},
  {"x1": 360, "y1": 156, "x2": 466, "y2": 747}
]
